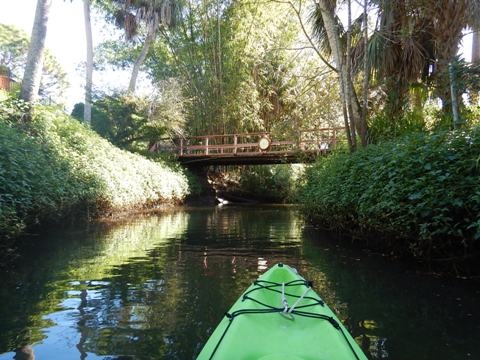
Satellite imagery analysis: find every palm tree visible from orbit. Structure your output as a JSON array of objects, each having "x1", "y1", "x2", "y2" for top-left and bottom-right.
[
  {"x1": 427, "y1": 0, "x2": 469, "y2": 110},
  {"x1": 365, "y1": 0, "x2": 434, "y2": 119},
  {"x1": 365, "y1": 0, "x2": 479, "y2": 116},
  {"x1": 311, "y1": 0, "x2": 478, "y2": 132},
  {"x1": 112, "y1": 0, "x2": 178, "y2": 93},
  {"x1": 83, "y1": 0, "x2": 93, "y2": 125},
  {"x1": 21, "y1": 0, "x2": 52, "y2": 102},
  {"x1": 310, "y1": 0, "x2": 368, "y2": 149}
]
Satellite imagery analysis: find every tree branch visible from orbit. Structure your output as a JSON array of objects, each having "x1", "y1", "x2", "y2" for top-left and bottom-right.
[{"x1": 270, "y1": 0, "x2": 338, "y2": 72}]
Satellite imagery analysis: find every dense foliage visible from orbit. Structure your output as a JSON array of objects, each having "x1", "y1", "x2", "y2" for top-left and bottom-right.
[
  {"x1": 0, "y1": 93, "x2": 191, "y2": 240},
  {"x1": 96, "y1": 1, "x2": 343, "y2": 138},
  {"x1": 298, "y1": 129, "x2": 480, "y2": 260}
]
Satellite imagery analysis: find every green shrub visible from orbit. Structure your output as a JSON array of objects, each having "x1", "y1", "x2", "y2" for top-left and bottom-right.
[
  {"x1": 0, "y1": 98, "x2": 191, "y2": 240},
  {"x1": 0, "y1": 118, "x2": 100, "y2": 238},
  {"x1": 298, "y1": 129, "x2": 480, "y2": 259}
]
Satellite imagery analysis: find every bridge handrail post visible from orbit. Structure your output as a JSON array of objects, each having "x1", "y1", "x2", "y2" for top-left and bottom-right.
[
  {"x1": 206, "y1": 137, "x2": 209, "y2": 155},
  {"x1": 180, "y1": 138, "x2": 184, "y2": 156},
  {"x1": 233, "y1": 134, "x2": 237, "y2": 154},
  {"x1": 332, "y1": 129, "x2": 337, "y2": 149}
]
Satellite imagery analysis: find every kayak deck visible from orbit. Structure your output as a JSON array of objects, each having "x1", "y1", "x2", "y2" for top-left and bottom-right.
[{"x1": 197, "y1": 263, "x2": 367, "y2": 360}]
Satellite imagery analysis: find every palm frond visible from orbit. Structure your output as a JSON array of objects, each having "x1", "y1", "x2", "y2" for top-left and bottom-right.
[
  {"x1": 366, "y1": 30, "x2": 386, "y2": 81},
  {"x1": 110, "y1": 0, "x2": 180, "y2": 41},
  {"x1": 401, "y1": 35, "x2": 427, "y2": 80},
  {"x1": 308, "y1": 3, "x2": 332, "y2": 56}
]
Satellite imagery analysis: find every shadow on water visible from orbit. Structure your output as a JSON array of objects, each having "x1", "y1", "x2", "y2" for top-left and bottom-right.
[{"x1": 0, "y1": 206, "x2": 479, "y2": 359}]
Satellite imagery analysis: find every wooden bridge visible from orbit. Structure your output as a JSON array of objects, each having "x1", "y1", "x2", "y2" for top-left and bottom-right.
[{"x1": 150, "y1": 127, "x2": 345, "y2": 166}]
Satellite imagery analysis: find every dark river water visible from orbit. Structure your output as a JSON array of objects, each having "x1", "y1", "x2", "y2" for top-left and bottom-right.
[{"x1": 0, "y1": 206, "x2": 479, "y2": 360}]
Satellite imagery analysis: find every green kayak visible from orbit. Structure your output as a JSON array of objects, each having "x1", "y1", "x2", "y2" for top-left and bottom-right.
[{"x1": 197, "y1": 263, "x2": 368, "y2": 360}]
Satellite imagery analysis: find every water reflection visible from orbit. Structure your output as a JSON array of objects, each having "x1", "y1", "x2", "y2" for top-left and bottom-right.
[
  {"x1": 257, "y1": 257, "x2": 268, "y2": 271},
  {"x1": 0, "y1": 206, "x2": 478, "y2": 360},
  {"x1": 14, "y1": 346, "x2": 34, "y2": 360}
]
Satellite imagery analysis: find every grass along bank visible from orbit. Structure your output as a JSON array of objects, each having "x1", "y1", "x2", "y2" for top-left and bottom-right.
[
  {"x1": 0, "y1": 96, "x2": 192, "y2": 241},
  {"x1": 297, "y1": 129, "x2": 480, "y2": 268}
]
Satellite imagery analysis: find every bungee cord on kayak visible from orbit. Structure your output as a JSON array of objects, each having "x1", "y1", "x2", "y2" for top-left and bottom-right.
[
  {"x1": 206, "y1": 276, "x2": 363, "y2": 360},
  {"x1": 281, "y1": 281, "x2": 311, "y2": 318}
]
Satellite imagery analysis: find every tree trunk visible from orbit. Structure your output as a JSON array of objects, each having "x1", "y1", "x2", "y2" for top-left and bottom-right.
[
  {"x1": 473, "y1": 30, "x2": 480, "y2": 63},
  {"x1": 345, "y1": 0, "x2": 369, "y2": 148},
  {"x1": 346, "y1": 0, "x2": 357, "y2": 151},
  {"x1": 21, "y1": 0, "x2": 52, "y2": 102},
  {"x1": 128, "y1": 23, "x2": 156, "y2": 94},
  {"x1": 317, "y1": 0, "x2": 354, "y2": 151},
  {"x1": 345, "y1": 0, "x2": 368, "y2": 147},
  {"x1": 83, "y1": 0, "x2": 93, "y2": 125},
  {"x1": 449, "y1": 62, "x2": 461, "y2": 128},
  {"x1": 216, "y1": 0, "x2": 225, "y2": 135},
  {"x1": 472, "y1": 29, "x2": 480, "y2": 104},
  {"x1": 430, "y1": 0, "x2": 467, "y2": 112},
  {"x1": 360, "y1": 0, "x2": 370, "y2": 146},
  {"x1": 350, "y1": 82, "x2": 366, "y2": 142}
]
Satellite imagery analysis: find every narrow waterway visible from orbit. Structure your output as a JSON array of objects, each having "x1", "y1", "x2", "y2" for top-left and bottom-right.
[{"x1": 0, "y1": 206, "x2": 478, "y2": 360}]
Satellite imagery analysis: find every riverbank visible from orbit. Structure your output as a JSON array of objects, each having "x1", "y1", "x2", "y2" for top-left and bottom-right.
[
  {"x1": 297, "y1": 129, "x2": 480, "y2": 273},
  {"x1": 0, "y1": 96, "x2": 193, "y2": 243}
]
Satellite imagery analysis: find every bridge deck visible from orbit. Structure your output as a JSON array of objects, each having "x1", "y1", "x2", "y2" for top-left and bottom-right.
[
  {"x1": 150, "y1": 127, "x2": 345, "y2": 166},
  {"x1": 178, "y1": 150, "x2": 330, "y2": 165}
]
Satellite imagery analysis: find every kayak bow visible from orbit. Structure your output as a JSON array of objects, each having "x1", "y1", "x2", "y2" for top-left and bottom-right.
[{"x1": 197, "y1": 263, "x2": 368, "y2": 360}]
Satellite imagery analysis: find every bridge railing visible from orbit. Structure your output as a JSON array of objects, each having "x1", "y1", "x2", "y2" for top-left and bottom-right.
[{"x1": 150, "y1": 127, "x2": 345, "y2": 157}]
